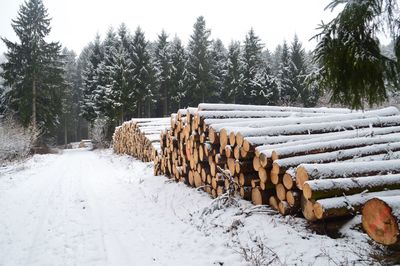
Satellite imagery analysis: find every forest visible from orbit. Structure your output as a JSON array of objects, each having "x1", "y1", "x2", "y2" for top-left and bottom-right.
[{"x1": 0, "y1": 0, "x2": 399, "y2": 147}]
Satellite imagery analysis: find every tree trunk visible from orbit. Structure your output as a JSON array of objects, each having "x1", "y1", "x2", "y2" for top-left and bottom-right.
[
  {"x1": 32, "y1": 76, "x2": 37, "y2": 131},
  {"x1": 64, "y1": 114, "x2": 68, "y2": 147}
]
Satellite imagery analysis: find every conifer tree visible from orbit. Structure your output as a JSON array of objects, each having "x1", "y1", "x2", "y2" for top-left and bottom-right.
[
  {"x1": 111, "y1": 24, "x2": 134, "y2": 123},
  {"x1": 170, "y1": 36, "x2": 187, "y2": 110},
  {"x1": 154, "y1": 30, "x2": 173, "y2": 116},
  {"x1": 240, "y1": 28, "x2": 264, "y2": 104},
  {"x1": 81, "y1": 35, "x2": 103, "y2": 123},
  {"x1": 1, "y1": 0, "x2": 64, "y2": 132},
  {"x1": 131, "y1": 27, "x2": 153, "y2": 117},
  {"x1": 186, "y1": 16, "x2": 212, "y2": 105},
  {"x1": 95, "y1": 28, "x2": 117, "y2": 120},
  {"x1": 223, "y1": 41, "x2": 242, "y2": 103},
  {"x1": 290, "y1": 35, "x2": 307, "y2": 105},
  {"x1": 313, "y1": 0, "x2": 400, "y2": 109},
  {"x1": 278, "y1": 41, "x2": 296, "y2": 105},
  {"x1": 210, "y1": 39, "x2": 227, "y2": 102}
]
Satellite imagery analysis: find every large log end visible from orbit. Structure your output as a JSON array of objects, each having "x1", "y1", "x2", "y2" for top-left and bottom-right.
[{"x1": 362, "y1": 198, "x2": 400, "y2": 246}]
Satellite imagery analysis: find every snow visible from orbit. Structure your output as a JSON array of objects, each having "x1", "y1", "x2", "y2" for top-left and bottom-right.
[
  {"x1": 374, "y1": 196, "x2": 400, "y2": 219},
  {"x1": 0, "y1": 149, "x2": 382, "y2": 265},
  {"x1": 300, "y1": 159, "x2": 400, "y2": 180},
  {"x1": 198, "y1": 103, "x2": 352, "y2": 113}
]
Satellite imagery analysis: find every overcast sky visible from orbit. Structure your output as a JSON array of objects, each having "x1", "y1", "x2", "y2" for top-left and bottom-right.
[{"x1": 0, "y1": 0, "x2": 341, "y2": 55}]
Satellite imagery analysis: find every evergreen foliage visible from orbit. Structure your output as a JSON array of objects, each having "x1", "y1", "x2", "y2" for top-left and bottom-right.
[
  {"x1": 1, "y1": 0, "x2": 64, "y2": 133},
  {"x1": 313, "y1": 0, "x2": 400, "y2": 109},
  {"x1": 186, "y1": 16, "x2": 213, "y2": 105}
]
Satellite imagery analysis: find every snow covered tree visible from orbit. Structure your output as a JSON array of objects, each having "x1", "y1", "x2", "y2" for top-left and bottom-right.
[
  {"x1": 254, "y1": 62, "x2": 279, "y2": 105},
  {"x1": 210, "y1": 39, "x2": 227, "y2": 102},
  {"x1": 223, "y1": 41, "x2": 242, "y2": 103},
  {"x1": 313, "y1": 0, "x2": 400, "y2": 109},
  {"x1": 271, "y1": 45, "x2": 283, "y2": 76},
  {"x1": 170, "y1": 36, "x2": 187, "y2": 111},
  {"x1": 154, "y1": 30, "x2": 173, "y2": 116},
  {"x1": 95, "y1": 28, "x2": 117, "y2": 120},
  {"x1": 131, "y1": 27, "x2": 153, "y2": 117},
  {"x1": 0, "y1": 0, "x2": 64, "y2": 133},
  {"x1": 290, "y1": 35, "x2": 308, "y2": 106},
  {"x1": 111, "y1": 24, "x2": 134, "y2": 123},
  {"x1": 277, "y1": 41, "x2": 296, "y2": 105},
  {"x1": 81, "y1": 34, "x2": 103, "y2": 123},
  {"x1": 240, "y1": 28, "x2": 264, "y2": 104},
  {"x1": 186, "y1": 16, "x2": 213, "y2": 105}
]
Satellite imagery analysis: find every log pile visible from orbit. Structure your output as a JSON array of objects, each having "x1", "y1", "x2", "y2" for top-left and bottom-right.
[
  {"x1": 113, "y1": 104, "x2": 400, "y2": 229},
  {"x1": 112, "y1": 118, "x2": 170, "y2": 165}
]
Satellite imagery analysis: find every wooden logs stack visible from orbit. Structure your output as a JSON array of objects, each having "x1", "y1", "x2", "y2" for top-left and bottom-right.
[
  {"x1": 113, "y1": 104, "x2": 400, "y2": 230},
  {"x1": 112, "y1": 118, "x2": 170, "y2": 172}
]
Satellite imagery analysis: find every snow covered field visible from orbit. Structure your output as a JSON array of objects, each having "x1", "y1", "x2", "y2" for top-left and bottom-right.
[{"x1": 0, "y1": 149, "x2": 383, "y2": 265}]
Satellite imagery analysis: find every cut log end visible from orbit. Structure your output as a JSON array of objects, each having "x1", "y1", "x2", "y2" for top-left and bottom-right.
[
  {"x1": 296, "y1": 166, "x2": 309, "y2": 190},
  {"x1": 362, "y1": 198, "x2": 400, "y2": 246}
]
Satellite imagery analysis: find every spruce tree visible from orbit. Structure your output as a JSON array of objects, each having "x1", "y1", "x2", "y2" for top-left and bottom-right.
[
  {"x1": 81, "y1": 34, "x2": 103, "y2": 123},
  {"x1": 313, "y1": 0, "x2": 400, "y2": 109},
  {"x1": 154, "y1": 30, "x2": 173, "y2": 116},
  {"x1": 111, "y1": 24, "x2": 134, "y2": 123},
  {"x1": 131, "y1": 27, "x2": 153, "y2": 117},
  {"x1": 290, "y1": 35, "x2": 307, "y2": 106},
  {"x1": 278, "y1": 41, "x2": 296, "y2": 105},
  {"x1": 210, "y1": 39, "x2": 227, "y2": 102},
  {"x1": 223, "y1": 41, "x2": 242, "y2": 103},
  {"x1": 240, "y1": 28, "x2": 264, "y2": 104},
  {"x1": 170, "y1": 36, "x2": 187, "y2": 110},
  {"x1": 1, "y1": 0, "x2": 64, "y2": 133},
  {"x1": 95, "y1": 28, "x2": 117, "y2": 120},
  {"x1": 186, "y1": 16, "x2": 212, "y2": 105}
]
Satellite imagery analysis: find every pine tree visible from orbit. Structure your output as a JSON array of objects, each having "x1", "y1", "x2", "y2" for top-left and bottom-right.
[
  {"x1": 131, "y1": 27, "x2": 153, "y2": 117},
  {"x1": 278, "y1": 41, "x2": 295, "y2": 105},
  {"x1": 290, "y1": 35, "x2": 307, "y2": 106},
  {"x1": 154, "y1": 30, "x2": 173, "y2": 116},
  {"x1": 240, "y1": 28, "x2": 264, "y2": 104},
  {"x1": 210, "y1": 39, "x2": 227, "y2": 102},
  {"x1": 186, "y1": 16, "x2": 212, "y2": 105},
  {"x1": 81, "y1": 34, "x2": 103, "y2": 123},
  {"x1": 0, "y1": 0, "x2": 64, "y2": 133},
  {"x1": 170, "y1": 36, "x2": 187, "y2": 111},
  {"x1": 223, "y1": 41, "x2": 242, "y2": 103}
]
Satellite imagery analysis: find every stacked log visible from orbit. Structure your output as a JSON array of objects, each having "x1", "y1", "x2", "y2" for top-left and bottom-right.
[
  {"x1": 112, "y1": 118, "x2": 170, "y2": 169},
  {"x1": 112, "y1": 104, "x2": 400, "y2": 228}
]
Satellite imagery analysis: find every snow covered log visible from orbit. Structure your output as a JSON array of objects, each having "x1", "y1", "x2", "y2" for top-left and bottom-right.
[
  {"x1": 235, "y1": 115, "x2": 400, "y2": 147},
  {"x1": 197, "y1": 103, "x2": 353, "y2": 113},
  {"x1": 362, "y1": 196, "x2": 400, "y2": 246},
  {"x1": 296, "y1": 159, "x2": 400, "y2": 190},
  {"x1": 303, "y1": 174, "x2": 400, "y2": 200},
  {"x1": 312, "y1": 190, "x2": 400, "y2": 220}
]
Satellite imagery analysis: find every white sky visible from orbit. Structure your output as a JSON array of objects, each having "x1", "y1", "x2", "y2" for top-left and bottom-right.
[{"x1": 0, "y1": 0, "x2": 340, "y2": 55}]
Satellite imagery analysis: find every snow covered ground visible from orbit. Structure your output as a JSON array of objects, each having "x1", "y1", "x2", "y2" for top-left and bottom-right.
[{"x1": 0, "y1": 149, "x2": 382, "y2": 266}]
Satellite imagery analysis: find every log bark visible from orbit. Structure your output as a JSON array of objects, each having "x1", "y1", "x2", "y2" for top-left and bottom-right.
[
  {"x1": 303, "y1": 174, "x2": 400, "y2": 200},
  {"x1": 296, "y1": 159, "x2": 400, "y2": 190},
  {"x1": 313, "y1": 189, "x2": 400, "y2": 220}
]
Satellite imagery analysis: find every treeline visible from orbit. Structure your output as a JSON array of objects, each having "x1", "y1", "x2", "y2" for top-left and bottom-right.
[
  {"x1": 0, "y1": 0, "x2": 320, "y2": 145},
  {"x1": 65, "y1": 17, "x2": 319, "y2": 138}
]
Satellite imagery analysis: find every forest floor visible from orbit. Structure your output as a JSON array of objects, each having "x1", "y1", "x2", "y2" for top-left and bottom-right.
[{"x1": 0, "y1": 148, "x2": 389, "y2": 266}]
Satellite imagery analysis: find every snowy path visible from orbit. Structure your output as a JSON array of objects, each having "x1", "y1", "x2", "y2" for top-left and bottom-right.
[
  {"x1": 0, "y1": 149, "x2": 241, "y2": 266},
  {"x1": 0, "y1": 149, "x2": 379, "y2": 266}
]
